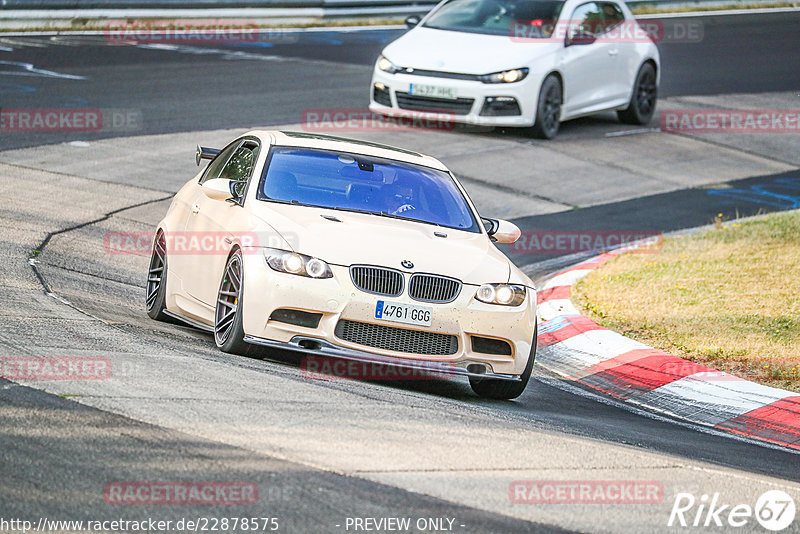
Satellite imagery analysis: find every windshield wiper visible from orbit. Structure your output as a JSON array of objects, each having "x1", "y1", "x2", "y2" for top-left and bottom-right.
[
  {"x1": 290, "y1": 199, "x2": 320, "y2": 208},
  {"x1": 379, "y1": 211, "x2": 443, "y2": 227},
  {"x1": 329, "y1": 206, "x2": 373, "y2": 215},
  {"x1": 278, "y1": 201, "x2": 445, "y2": 228}
]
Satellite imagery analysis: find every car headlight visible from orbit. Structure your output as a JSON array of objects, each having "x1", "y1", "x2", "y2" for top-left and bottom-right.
[
  {"x1": 378, "y1": 55, "x2": 401, "y2": 74},
  {"x1": 479, "y1": 68, "x2": 529, "y2": 84},
  {"x1": 264, "y1": 248, "x2": 332, "y2": 279},
  {"x1": 476, "y1": 284, "x2": 526, "y2": 306}
]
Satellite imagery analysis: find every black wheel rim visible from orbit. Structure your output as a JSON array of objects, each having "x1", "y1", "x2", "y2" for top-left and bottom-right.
[
  {"x1": 146, "y1": 233, "x2": 166, "y2": 311},
  {"x1": 636, "y1": 70, "x2": 657, "y2": 117},
  {"x1": 542, "y1": 84, "x2": 561, "y2": 135},
  {"x1": 215, "y1": 254, "x2": 242, "y2": 345}
]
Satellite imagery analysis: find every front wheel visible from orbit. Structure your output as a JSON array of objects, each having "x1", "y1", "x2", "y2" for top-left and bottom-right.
[
  {"x1": 214, "y1": 249, "x2": 254, "y2": 356},
  {"x1": 617, "y1": 62, "x2": 658, "y2": 125},
  {"x1": 529, "y1": 75, "x2": 562, "y2": 140},
  {"x1": 146, "y1": 230, "x2": 175, "y2": 322},
  {"x1": 470, "y1": 324, "x2": 537, "y2": 400}
]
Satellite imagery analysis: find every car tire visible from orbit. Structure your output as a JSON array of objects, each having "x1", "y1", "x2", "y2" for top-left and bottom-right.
[
  {"x1": 469, "y1": 324, "x2": 537, "y2": 400},
  {"x1": 146, "y1": 230, "x2": 177, "y2": 323},
  {"x1": 617, "y1": 62, "x2": 658, "y2": 125},
  {"x1": 214, "y1": 249, "x2": 255, "y2": 356},
  {"x1": 530, "y1": 75, "x2": 562, "y2": 140}
]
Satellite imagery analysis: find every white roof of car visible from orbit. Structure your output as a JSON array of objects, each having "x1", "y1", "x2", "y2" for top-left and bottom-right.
[{"x1": 245, "y1": 130, "x2": 450, "y2": 172}]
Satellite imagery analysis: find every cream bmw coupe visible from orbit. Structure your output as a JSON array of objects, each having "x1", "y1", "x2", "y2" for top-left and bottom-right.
[{"x1": 147, "y1": 131, "x2": 537, "y2": 399}]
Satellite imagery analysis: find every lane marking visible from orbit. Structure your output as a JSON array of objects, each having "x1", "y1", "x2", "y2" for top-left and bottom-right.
[
  {"x1": 0, "y1": 60, "x2": 85, "y2": 80},
  {"x1": 605, "y1": 127, "x2": 661, "y2": 137}
]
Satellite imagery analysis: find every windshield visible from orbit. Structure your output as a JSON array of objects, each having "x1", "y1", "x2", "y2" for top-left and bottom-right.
[
  {"x1": 257, "y1": 147, "x2": 481, "y2": 233},
  {"x1": 423, "y1": 0, "x2": 565, "y2": 37}
]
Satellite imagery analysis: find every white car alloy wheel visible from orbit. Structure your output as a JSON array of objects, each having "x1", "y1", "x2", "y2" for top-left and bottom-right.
[
  {"x1": 531, "y1": 76, "x2": 562, "y2": 139},
  {"x1": 214, "y1": 250, "x2": 253, "y2": 356},
  {"x1": 146, "y1": 230, "x2": 171, "y2": 321},
  {"x1": 618, "y1": 62, "x2": 658, "y2": 125}
]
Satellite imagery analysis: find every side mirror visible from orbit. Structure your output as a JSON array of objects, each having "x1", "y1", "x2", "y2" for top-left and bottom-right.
[
  {"x1": 202, "y1": 178, "x2": 235, "y2": 201},
  {"x1": 566, "y1": 30, "x2": 596, "y2": 46},
  {"x1": 484, "y1": 218, "x2": 521, "y2": 244},
  {"x1": 405, "y1": 15, "x2": 421, "y2": 28}
]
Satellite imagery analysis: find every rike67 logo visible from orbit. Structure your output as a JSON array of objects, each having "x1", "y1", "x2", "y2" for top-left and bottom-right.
[{"x1": 669, "y1": 490, "x2": 796, "y2": 531}]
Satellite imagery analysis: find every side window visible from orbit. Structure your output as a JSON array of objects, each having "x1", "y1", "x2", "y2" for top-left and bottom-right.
[
  {"x1": 219, "y1": 142, "x2": 260, "y2": 183},
  {"x1": 598, "y1": 2, "x2": 624, "y2": 32},
  {"x1": 568, "y1": 2, "x2": 601, "y2": 41},
  {"x1": 199, "y1": 141, "x2": 239, "y2": 185}
]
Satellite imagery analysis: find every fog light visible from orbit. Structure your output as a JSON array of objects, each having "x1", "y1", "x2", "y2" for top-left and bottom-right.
[
  {"x1": 480, "y1": 97, "x2": 521, "y2": 117},
  {"x1": 373, "y1": 83, "x2": 392, "y2": 107}
]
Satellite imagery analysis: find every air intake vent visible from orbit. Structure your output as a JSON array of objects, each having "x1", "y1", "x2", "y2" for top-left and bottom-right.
[
  {"x1": 471, "y1": 336, "x2": 512, "y2": 356},
  {"x1": 350, "y1": 265, "x2": 404, "y2": 297},
  {"x1": 408, "y1": 274, "x2": 462, "y2": 303},
  {"x1": 395, "y1": 92, "x2": 475, "y2": 115},
  {"x1": 268, "y1": 309, "x2": 322, "y2": 329},
  {"x1": 335, "y1": 319, "x2": 458, "y2": 355}
]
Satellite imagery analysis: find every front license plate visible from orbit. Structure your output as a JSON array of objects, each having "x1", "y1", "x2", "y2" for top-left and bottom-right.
[
  {"x1": 409, "y1": 83, "x2": 458, "y2": 100},
  {"x1": 375, "y1": 300, "x2": 433, "y2": 327}
]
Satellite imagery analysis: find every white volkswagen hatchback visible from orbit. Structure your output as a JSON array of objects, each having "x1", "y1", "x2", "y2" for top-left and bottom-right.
[{"x1": 369, "y1": 0, "x2": 660, "y2": 138}]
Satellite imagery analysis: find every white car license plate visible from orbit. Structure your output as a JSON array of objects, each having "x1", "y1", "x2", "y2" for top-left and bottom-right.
[
  {"x1": 375, "y1": 300, "x2": 432, "y2": 327},
  {"x1": 409, "y1": 83, "x2": 458, "y2": 100}
]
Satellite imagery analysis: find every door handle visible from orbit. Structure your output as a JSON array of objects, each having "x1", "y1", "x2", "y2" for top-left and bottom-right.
[
  {"x1": 191, "y1": 204, "x2": 200, "y2": 214},
  {"x1": 608, "y1": 49, "x2": 619, "y2": 56}
]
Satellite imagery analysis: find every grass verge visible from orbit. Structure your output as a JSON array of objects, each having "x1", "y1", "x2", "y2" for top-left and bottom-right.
[{"x1": 573, "y1": 210, "x2": 800, "y2": 392}]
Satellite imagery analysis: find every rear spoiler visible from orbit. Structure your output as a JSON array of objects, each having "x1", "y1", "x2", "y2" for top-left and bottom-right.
[{"x1": 196, "y1": 145, "x2": 220, "y2": 166}]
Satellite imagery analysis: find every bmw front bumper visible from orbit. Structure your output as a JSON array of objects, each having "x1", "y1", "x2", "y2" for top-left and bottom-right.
[{"x1": 240, "y1": 257, "x2": 537, "y2": 377}]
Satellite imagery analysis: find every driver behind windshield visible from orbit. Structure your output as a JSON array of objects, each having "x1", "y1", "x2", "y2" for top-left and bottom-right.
[{"x1": 386, "y1": 177, "x2": 417, "y2": 215}]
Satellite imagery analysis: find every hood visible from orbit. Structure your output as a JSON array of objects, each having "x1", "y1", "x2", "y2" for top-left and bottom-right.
[
  {"x1": 250, "y1": 203, "x2": 511, "y2": 286},
  {"x1": 382, "y1": 26, "x2": 560, "y2": 74}
]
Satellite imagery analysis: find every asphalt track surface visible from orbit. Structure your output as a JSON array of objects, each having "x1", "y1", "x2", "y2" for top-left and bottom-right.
[
  {"x1": 1, "y1": 10, "x2": 800, "y2": 534},
  {"x1": 1, "y1": 11, "x2": 799, "y2": 150}
]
